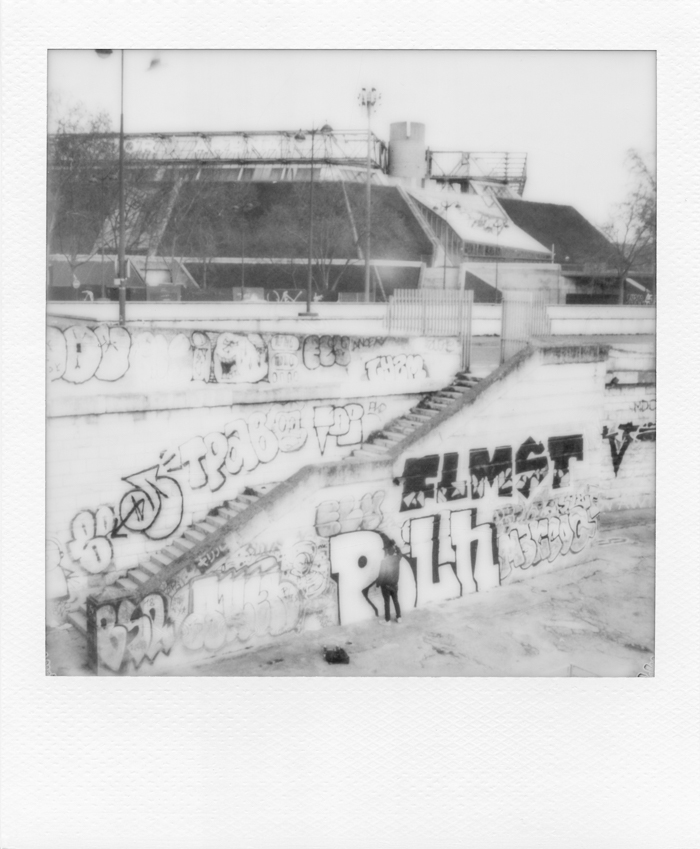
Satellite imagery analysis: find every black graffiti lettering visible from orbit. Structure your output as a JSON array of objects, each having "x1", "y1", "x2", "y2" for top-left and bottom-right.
[
  {"x1": 469, "y1": 446, "x2": 513, "y2": 499},
  {"x1": 602, "y1": 423, "x2": 638, "y2": 476},
  {"x1": 399, "y1": 455, "x2": 441, "y2": 512},
  {"x1": 514, "y1": 437, "x2": 548, "y2": 498},
  {"x1": 437, "y1": 452, "x2": 466, "y2": 502},
  {"x1": 547, "y1": 435, "x2": 584, "y2": 489}
]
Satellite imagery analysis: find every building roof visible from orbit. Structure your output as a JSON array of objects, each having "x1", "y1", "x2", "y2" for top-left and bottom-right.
[
  {"x1": 463, "y1": 270, "x2": 503, "y2": 303},
  {"x1": 498, "y1": 198, "x2": 615, "y2": 266},
  {"x1": 409, "y1": 187, "x2": 551, "y2": 256}
]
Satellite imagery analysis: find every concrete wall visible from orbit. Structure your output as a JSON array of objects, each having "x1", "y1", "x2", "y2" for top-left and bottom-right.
[
  {"x1": 464, "y1": 262, "x2": 576, "y2": 303},
  {"x1": 47, "y1": 322, "x2": 460, "y2": 404},
  {"x1": 78, "y1": 340, "x2": 655, "y2": 674},
  {"x1": 46, "y1": 324, "x2": 465, "y2": 629},
  {"x1": 48, "y1": 302, "x2": 655, "y2": 341},
  {"x1": 598, "y1": 340, "x2": 656, "y2": 511},
  {"x1": 547, "y1": 305, "x2": 656, "y2": 335}
]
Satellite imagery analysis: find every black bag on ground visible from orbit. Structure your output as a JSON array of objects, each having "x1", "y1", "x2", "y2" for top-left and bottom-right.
[{"x1": 323, "y1": 646, "x2": 350, "y2": 664}]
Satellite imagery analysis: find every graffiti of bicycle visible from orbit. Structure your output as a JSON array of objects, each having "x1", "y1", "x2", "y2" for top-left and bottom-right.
[{"x1": 266, "y1": 289, "x2": 306, "y2": 303}]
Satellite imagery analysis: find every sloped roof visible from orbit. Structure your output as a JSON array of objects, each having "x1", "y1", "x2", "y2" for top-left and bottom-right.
[
  {"x1": 498, "y1": 198, "x2": 614, "y2": 265},
  {"x1": 409, "y1": 187, "x2": 550, "y2": 255},
  {"x1": 463, "y1": 271, "x2": 503, "y2": 303}
]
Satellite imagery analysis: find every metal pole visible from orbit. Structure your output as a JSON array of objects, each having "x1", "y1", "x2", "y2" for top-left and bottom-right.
[
  {"x1": 306, "y1": 128, "x2": 315, "y2": 314},
  {"x1": 443, "y1": 220, "x2": 447, "y2": 289},
  {"x1": 240, "y1": 224, "x2": 245, "y2": 300},
  {"x1": 118, "y1": 49, "x2": 126, "y2": 324},
  {"x1": 364, "y1": 111, "x2": 371, "y2": 303}
]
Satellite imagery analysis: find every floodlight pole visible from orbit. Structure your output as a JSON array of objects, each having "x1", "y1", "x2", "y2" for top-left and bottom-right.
[
  {"x1": 303, "y1": 127, "x2": 316, "y2": 316},
  {"x1": 359, "y1": 88, "x2": 379, "y2": 303}
]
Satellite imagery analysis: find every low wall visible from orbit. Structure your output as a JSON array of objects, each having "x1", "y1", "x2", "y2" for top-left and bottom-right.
[
  {"x1": 76, "y1": 341, "x2": 656, "y2": 674},
  {"x1": 472, "y1": 304, "x2": 501, "y2": 336},
  {"x1": 49, "y1": 301, "x2": 656, "y2": 341},
  {"x1": 47, "y1": 321, "x2": 461, "y2": 406},
  {"x1": 547, "y1": 305, "x2": 656, "y2": 335},
  {"x1": 465, "y1": 262, "x2": 575, "y2": 303}
]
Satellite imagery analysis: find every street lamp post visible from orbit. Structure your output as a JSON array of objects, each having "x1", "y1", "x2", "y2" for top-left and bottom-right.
[
  {"x1": 96, "y1": 49, "x2": 127, "y2": 324},
  {"x1": 231, "y1": 202, "x2": 255, "y2": 301},
  {"x1": 359, "y1": 87, "x2": 380, "y2": 303}
]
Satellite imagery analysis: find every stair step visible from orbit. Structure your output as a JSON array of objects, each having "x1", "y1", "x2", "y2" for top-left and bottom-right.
[
  {"x1": 217, "y1": 507, "x2": 242, "y2": 521},
  {"x1": 140, "y1": 558, "x2": 164, "y2": 575},
  {"x1": 127, "y1": 568, "x2": 152, "y2": 584},
  {"x1": 374, "y1": 436, "x2": 400, "y2": 446},
  {"x1": 204, "y1": 514, "x2": 228, "y2": 528},
  {"x1": 148, "y1": 548, "x2": 179, "y2": 569},
  {"x1": 231, "y1": 499, "x2": 256, "y2": 511},
  {"x1": 378, "y1": 431, "x2": 404, "y2": 441},
  {"x1": 352, "y1": 448, "x2": 385, "y2": 458},
  {"x1": 193, "y1": 521, "x2": 220, "y2": 534},
  {"x1": 172, "y1": 537, "x2": 196, "y2": 552},
  {"x1": 116, "y1": 578, "x2": 139, "y2": 592},
  {"x1": 67, "y1": 610, "x2": 88, "y2": 635},
  {"x1": 387, "y1": 425, "x2": 417, "y2": 436},
  {"x1": 236, "y1": 493, "x2": 259, "y2": 504},
  {"x1": 183, "y1": 528, "x2": 207, "y2": 543},
  {"x1": 360, "y1": 444, "x2": 389, "y2": 455}
]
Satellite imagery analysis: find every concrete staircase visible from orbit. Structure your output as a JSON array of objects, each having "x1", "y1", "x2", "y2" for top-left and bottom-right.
[
  {"x1": 396, "y1": 185, "x2": 444, "y2": 267},
  {"x1": 349, "y1": 370, "x2": 480, "y2": 460},
  {"x1": 66, "y1": 483, "x2": 278, "y2": 638},
  {"x1": 68, "y1": 369, "x2": 482, "y2": 663}
]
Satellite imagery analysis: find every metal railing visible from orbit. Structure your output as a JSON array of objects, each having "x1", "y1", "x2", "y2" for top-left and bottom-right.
[
  {"x1": 386, "y1": 289, "x2": 473, "y2": 370},
  {"x1": 500, "y1": 291, "x2": 552, "y2": 363}
]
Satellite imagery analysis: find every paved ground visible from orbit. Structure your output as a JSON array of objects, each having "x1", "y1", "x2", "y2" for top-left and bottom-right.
[{"x1": 47, "y1": 509, "x2": 655, "y2": 678}]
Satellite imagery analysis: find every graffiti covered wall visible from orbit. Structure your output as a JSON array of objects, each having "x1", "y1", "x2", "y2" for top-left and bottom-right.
[
  {"x1": 88, "y1": 429, "x2": 601, "y2": 674},
  {"x1": 47, "y1": 324, "x2": 457, "y2": 626},
  {"x1": 46, "y1": 392, "x2": 416, "y2": 619},
  {"x1": 599, "y1": 384, "x2": 656, "y2": 511},
  {"x1": 85, "y1": 346, "x2": 617, "y2": 673},
  {"x1": 47, "y1": 334, "x2": 656, "y2": 674},
  {"x1": 47, "y1": 324, "x2": 461, "y2": 394}
]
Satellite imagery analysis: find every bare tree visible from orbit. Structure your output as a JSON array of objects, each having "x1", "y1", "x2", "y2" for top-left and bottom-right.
[
  {"x1": 257, "y1": 183, "x2": 357, "y2": 294},
  {"x1": 47, "y1": 105, "x2": 118, "y2": 275},
  {"x1": 48, "y1": 103, "x2": 167, "y2": 289},
  {"x1": 601, "y1": 150, "x2": 656, "y2": 303},
  {"x1": 159, "y1": 179, "x2": 259, "y2": 290}
]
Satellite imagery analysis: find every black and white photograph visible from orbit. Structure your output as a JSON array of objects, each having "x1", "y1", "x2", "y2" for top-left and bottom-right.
[
  {"x1": 1, "y1": 5, "x2": 698, "y2": 848},
  {"x1": 45, "y1": 49, "x2": 656, "y2": 678}
]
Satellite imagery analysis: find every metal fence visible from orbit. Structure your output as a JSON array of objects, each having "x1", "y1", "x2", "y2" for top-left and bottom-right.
[
  {"x1": 500, "y1": 291, "x2": 552, "y2": 363},
  {"x1": 386, "y1": 289, "x2": 474, "y2": 370}
]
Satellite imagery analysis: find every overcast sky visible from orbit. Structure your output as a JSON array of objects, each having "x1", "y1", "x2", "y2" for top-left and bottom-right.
[{"x1": 48, "y1": 50, "x2": 655, "y2": 228}]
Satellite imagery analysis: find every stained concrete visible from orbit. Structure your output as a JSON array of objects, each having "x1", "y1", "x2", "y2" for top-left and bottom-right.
[{"x1": 46, "y1": 509, "x2": 654, "y2": 678}]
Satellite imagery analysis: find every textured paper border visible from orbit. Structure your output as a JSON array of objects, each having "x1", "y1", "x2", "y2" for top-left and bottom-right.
[{"x1": 1, "y1": 4, "x2": 698, "y2": 848}]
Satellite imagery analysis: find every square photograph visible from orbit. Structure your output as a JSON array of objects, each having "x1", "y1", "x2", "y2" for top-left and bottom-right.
[{"x1": 45, "y1": 49, "x2": 656, "y2": 677}]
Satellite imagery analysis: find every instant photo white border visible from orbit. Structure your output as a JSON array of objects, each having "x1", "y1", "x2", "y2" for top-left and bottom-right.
[{"x1": 1, "y1": 3, "x2": 697, "y2": 847}]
